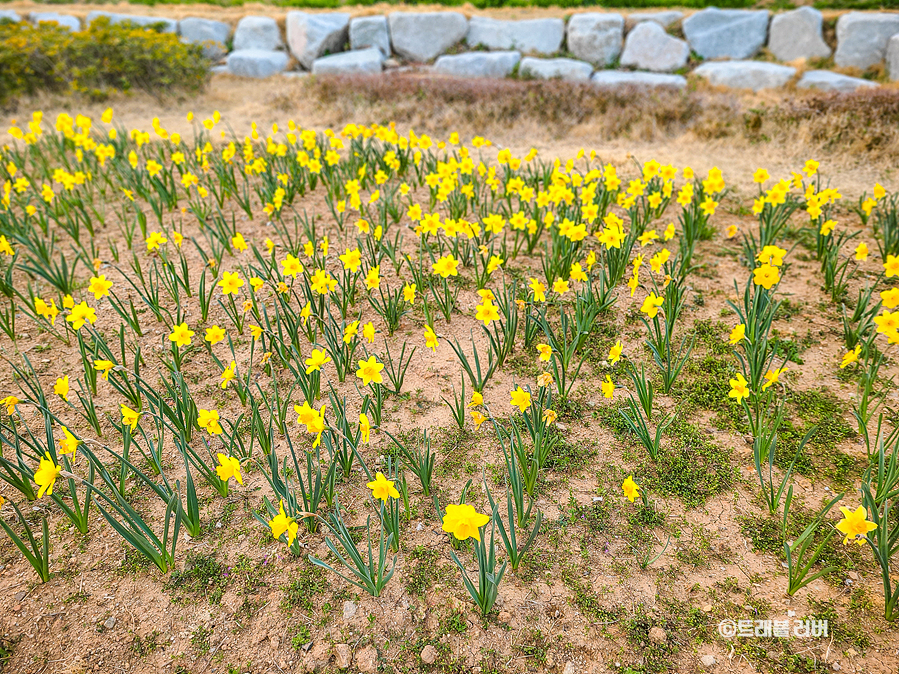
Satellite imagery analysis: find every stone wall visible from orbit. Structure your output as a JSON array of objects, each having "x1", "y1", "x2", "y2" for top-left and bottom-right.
[{"x1": 9, "y1": 7, "x2": 899, "y2": 92}]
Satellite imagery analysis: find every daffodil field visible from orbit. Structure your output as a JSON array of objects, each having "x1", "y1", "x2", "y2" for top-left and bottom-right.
[{"x1": 0, "y1": 107, "x2": 898, "y2": 671}]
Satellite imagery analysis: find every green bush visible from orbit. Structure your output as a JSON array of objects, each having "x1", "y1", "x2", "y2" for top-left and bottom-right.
[
  {"x1": 0, "y1": 17, "x2": 209, "y2": 105},
  {"x1": 815, "y1": 0, "x2": 899, "y2": 7}
]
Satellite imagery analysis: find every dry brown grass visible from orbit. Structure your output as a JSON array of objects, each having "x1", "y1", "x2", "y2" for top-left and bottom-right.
[
  {"x1": 763, "y1": 89, "x2": 899, "y2": 157},
  {"x1": 309, "y1": 74, "x2": 718, "y2": 139},
  {"x1": 304, "y1": 74, "x2": 899, "y2": 160}
]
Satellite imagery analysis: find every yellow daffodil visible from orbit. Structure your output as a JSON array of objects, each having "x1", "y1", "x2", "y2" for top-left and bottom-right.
[
  {"x1": 432, "y1": 254, "x2": 459, "y2": 278},
  {"x1": 608, "y1": 340, "x2": 623, "y2": 364},
  {"x1": 340, "y1": 247, "x2": 362, "y2": 273},
  {"x1": 640, "y1": 292, "x2": 664, "y2": 319},
  {"x1": 601, "y1": 375, "x2": 614, "y2": 399},
  {"x1": 231, "y1": 233, "x2": 248, "y2": 253},
  {"x1": 88, "y1": 274, "x2": 113, "y2": 300},
  {"x1": 364, "y1": 265, "x2": 380, "y2": 290},
  {"x1": 836, "y1": 506, "x2": 877, "y2": 545},
  {"x1": 1, "y1": 395, "x2": 19, "y2": 415},
  {"x1": 881, "y1": 288, "x2": 899, "y2": 310},
  {"x1": 368, "y1": 472, "x2": 400, "y2": 502},
  {"x1": 424, "y1": 325, "x2": 439, "y2": 352},
  {"x1": 363, "y1": 322, "x2": 375, "y2": 343},
  {"x1": 442, "y1": 503, "x2": 490, "y2": 541},
  {"x1": 758, "y1": 245, "x2": 787, "y2": 267},
  {"x1": 305, "y1": 349, "x2": 331, "y2": 374},
  {"x1": 510, "y1": 386, "x2": 531, "y2": 413},
  {"x1": 198, "y1": 409, "x2": 223, "y2": 435},
  {"x1": 471, "y1": 409, "x2": 487, "y2": 430},
  {"x1": 753, "y1": 263, "x2": 780, "y2": 290},
  {"x1": 34, "y1": 452, "x2": 61, "y2": 498},
  {"x1": 840, "y1": 345, "x2": 861, "y2": 369},
  {"x1": 168, "y1": 323, "x2": 194, "y2": 348},
  {"x1": 145, "y1": 232, "x2": 167, "y2": 251},
  {"x1": 94, "y1": 359, "x2": 114, "y2": 381},
  {"x1": 268, "y1": 500, "x2": 298, "y2": 545},
  {"x1": 121, "y1": 404, "x2": 141, "y2": 432},
  {"x1": 282, "y1": 254, "x2": 303, "y2": 278},
  {"x1": 529, "y1": 278, "x2": 546, "y2": 302},
  {"x1": 205, "y1": 325, "x2": 226, "y2": 345},
  {"x1": 34, "y1": 298, "x2": 59, "y2": 325},
  {"x1": 218, "y1": 271, "x2": 244, "y2": 296},
  {"x1": 58, "y1": 426, "x2": 79, "y2": 458},
  {"x1": 874, "y1": 310, "x2": 899, "y2": 336},
  {"x1": 356, "y1": 356, "x2": 384, "y2": 387},
  {"x1": 221, "y1": 361, "x2": 237, "y2": 389},
  {"x1": 215, "y1": 454, "x2": 243, "y2": 485},
  {"x1": 66, "y1": 302, "x2": 97, "y2": 331},
  {"x1": 728, "y1": 374, "x2": 750, "y2": 405},
  {"x1": 475, "y1": 300, "x2": 499, "y2": 327},
  {"x1": 762, "y1": 366, "x2": 788, "y2": 391},
  {"x1": 885, "y1": 255, "x2": 899, "y2": 278},
  {"x1": 54, "y1": 376, "x2": 69, "y2": 401},
  {"x1": 359, "y1": 413, "x2": 370, "y2": 444},
  {"x1": 729, "y1": 324, "x2": 746, "y2": 345},
  {"x1": 403, "y1": 283, "x2": 416, "y2": 303},
  {"x1": 294, "y1": 401, "x2": 318, "y2": 429},
  {"x1": 622, "y1": 475, "x2": 640, "y2": 502}
]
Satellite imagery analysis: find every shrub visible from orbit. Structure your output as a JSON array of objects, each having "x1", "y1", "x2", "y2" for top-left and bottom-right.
[{"x1": 0, "y1": 17, "x2": 209, "y2": 105}]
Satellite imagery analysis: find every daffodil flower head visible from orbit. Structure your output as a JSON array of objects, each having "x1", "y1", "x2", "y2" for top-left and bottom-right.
[
  {"x1": 168, "y1": 323, "x2": 194, "y2": 348},
  {"x1": 442, "y1": 503, "x2": 490, "y2": 542},
  {"x1": 608, "y1": 340, "x2": 623, "y2": 364},
  {"x1": 470, "y1": 409, "x2": 487, "y2": 430},
  {"x1": 640, "y1": 291, "x2": 664, "y2": 319},
  {"x1": 58, "y1": 426, "x2": 80, "y2": 457},
  {"x1": 510, "y1": 386, "x2": 531, "y2": 413},
  {"x1": 304, "y1": 348, "x2": 332, "y2": 374},
  {"x1": 836, "y1": 505, "x2": 877, "y2": 546},
  {"x1": 121, "y1": 404, "x2": 141, "y2": 432},
  {"x1": 622, "y1": 475, "x2": 640, "y2": 502},
  {"x1": 1, "y1": 395, "x2": 19, "y2": 416},
  {"x1": 35, "y1": 452, "x2": 61, "y2": 498},
  {"x1": 728, "y1": 374, "x2": 750, "y2": 405},
  {"x1": 601, "y1": 375, "x2": 615, "y2": 399},
  {"x1": 356, "y1": 356, "x2": 384, "y2": 387},
  {"x1": 359, "y1": 413, "x2": 371, "y2": 444},
  {"x1": 198, "y1": 408, "x2": 223, "y2": 435},
  {"x1": 424, "y1": 325, "x2": 439, "y2": 351},
  {"x1": 840, "y1": 345, "x2": 861, "y2": 369},
  {"x1": 753, "y1": 263, "x2": 780, "y2": 290},
  {"x1": 54, "y1": 376, "x2": 69, "y2": 401},
  {"x1": 268, "y1": 500, "x2": 298, "y2": 545},
  {"x1": 215, "y1": 453, "x2": 243, "y2": 485},
  {"x1": 367, "y1": 472, "x2": 399, "y2": 502}
]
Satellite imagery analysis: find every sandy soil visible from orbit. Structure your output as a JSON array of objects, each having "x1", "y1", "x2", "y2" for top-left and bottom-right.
[{"x1": 0, "y1": 75, "x2": 897, "y2": 674}]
